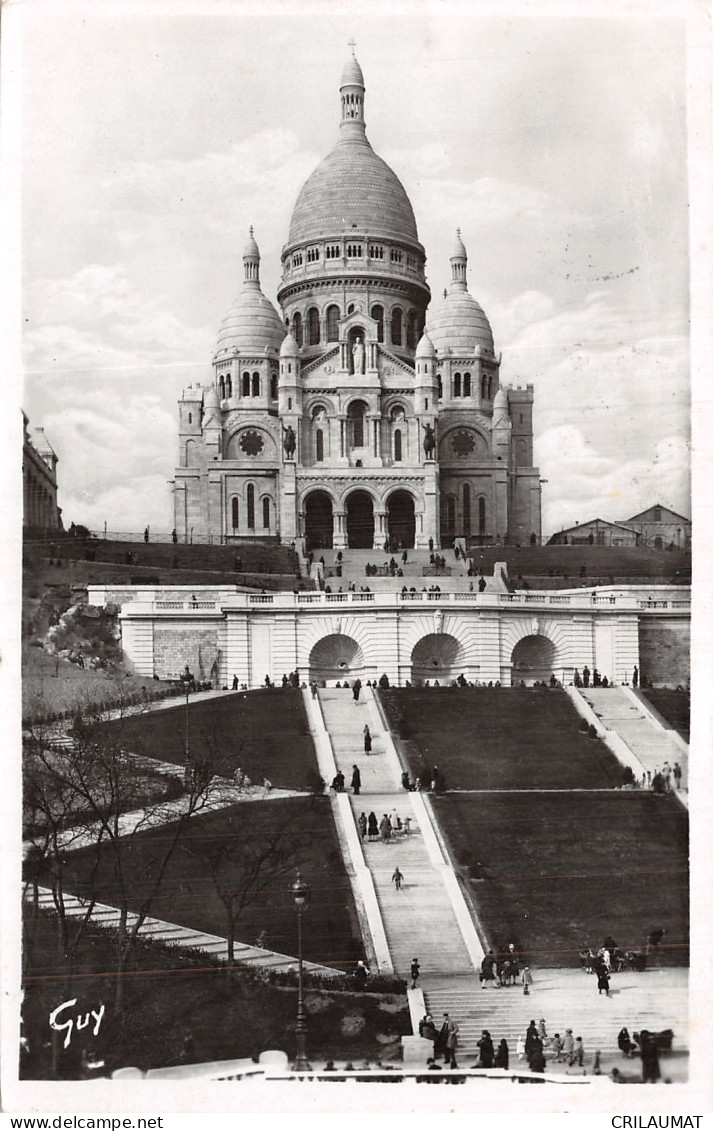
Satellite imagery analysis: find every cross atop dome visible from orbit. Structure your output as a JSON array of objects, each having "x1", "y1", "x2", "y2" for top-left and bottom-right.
[{"x1": 348, "y1": 37, "x2": 357, "y2": 54}]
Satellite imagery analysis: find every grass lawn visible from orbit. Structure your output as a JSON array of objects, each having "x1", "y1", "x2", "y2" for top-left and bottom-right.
[
  {"x1": 641, "y1": 689, "x2": 690, "y2": 742},
  {"x1": 96, "y1": 688, "x2": 320, "y2": 792},
  {"x1": 57, "y1": 797, "x2": 362, "y2": 971},
  {"x1": 380, "y1": 688, "x2": 629, "y2": 790},
  {"x1": 21, "y1": 914, "x2": 408, "y2": 1079},
  {"x1": 433, "y1": 791, "x2": 689, "y2": 968}
]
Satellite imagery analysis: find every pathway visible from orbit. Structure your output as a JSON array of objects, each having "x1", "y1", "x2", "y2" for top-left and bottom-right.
[{"x1": 581, "y1": 688, "x2": 688, "y2": 790}]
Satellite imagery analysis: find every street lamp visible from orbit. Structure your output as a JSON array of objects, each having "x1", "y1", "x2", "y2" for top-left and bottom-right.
[
  {"x1": 290, "y1": 871, "x2": 312, "y2": 1072},
  {"x1": 181, "y1": 665, "x2": 193, "y2": 781}
]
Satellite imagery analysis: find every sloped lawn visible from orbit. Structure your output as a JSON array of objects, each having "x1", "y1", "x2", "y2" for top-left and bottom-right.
[
  {"x1": 381, "y1": 687, "x2": 628, "y2": 790},
  {"x1": 434, "y1": 791, "x2": 689, "y2": 967},
  {"x1": 641, "y1": 689, "x2": 690, "y2": 742}
]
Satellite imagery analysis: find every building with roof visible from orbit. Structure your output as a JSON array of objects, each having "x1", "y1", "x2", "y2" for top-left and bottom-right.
[
  {"x1": 171, "y1": 53, "x2": 541, "y2": 550},
  {"x1": 624, "y1": 505, "x2": 691, "y2": 551},
  {"x1": 548, "y1": 519, "x2": 640, "y2": 548},
  {"x1": 23, "y1": 413, "x2": 62, "y2": 531}
]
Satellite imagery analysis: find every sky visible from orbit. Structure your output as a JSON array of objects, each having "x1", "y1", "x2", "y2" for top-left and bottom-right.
[{"x1": 13, "y1": 0, "x2": 697, "y2": 536}]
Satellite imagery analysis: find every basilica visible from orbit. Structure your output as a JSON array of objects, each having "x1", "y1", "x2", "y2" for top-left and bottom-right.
[{"x1": 171, "y1": 53, "x2": 542, "y2": 551}]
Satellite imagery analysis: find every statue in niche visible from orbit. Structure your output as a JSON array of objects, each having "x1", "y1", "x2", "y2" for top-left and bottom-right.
[
  {"x1": 352, "y1": 336, "x2": 365, "y2": 375},
  {"x1": 283, "y1": 425, "x2": 296, "y2": 458},
  {"x1": 422, "y1": 422, "x2": 436, "y2": 457}
]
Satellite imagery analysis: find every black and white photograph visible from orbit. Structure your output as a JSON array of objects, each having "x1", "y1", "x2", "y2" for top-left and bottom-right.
[{"x1": 2, "y1": 0, "x2": 711, "y2": 1117}]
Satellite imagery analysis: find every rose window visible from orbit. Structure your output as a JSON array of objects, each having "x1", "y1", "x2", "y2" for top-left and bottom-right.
[
  {"x1": 239, "y1": 430, "x2": 264, "y2": 456},
  {"x1": 451, "y1": 429, "x2": 476, "y2": 457}
]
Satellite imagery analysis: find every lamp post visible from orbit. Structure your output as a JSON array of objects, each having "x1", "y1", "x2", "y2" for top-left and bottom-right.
[
  {"x1": 181, "y1": 665, "x2": 193, "y2": 783},
  {"x1": 290, "y1": 871, "x2": 312, "y2": 1072}
]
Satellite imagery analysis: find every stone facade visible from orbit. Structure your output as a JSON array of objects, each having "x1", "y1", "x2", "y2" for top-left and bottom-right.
[
  {"x1": 625, "y1": 505, "x2": 691, "y2": 551},
  {"x1": 170, "y1": 54, "x2": 541, "y2": 551},
  {"x1": 23, "y1": 412, "x2": 61, "y2": 530}
]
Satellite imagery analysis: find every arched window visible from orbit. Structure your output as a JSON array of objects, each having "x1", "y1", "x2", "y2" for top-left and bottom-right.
[
  {"x1": 188, "y1": 412, "x2": 192, "y2": 424},
  {"x1": 247, "y1": 484, "x2": 255, "y2": 529},
  {"x1": 226, "y1": 374, "x2": 232, "y2": 398},
  {"x1": 252, "y1": 372, "x2": 260, "y2": 397},
  {"x1": 263, "y1": 497, "x2": 270, "y2": 529},
  {"x1": 437, "y1": 374, "x2": 443, "y2": 399},
  {"x1": 371, "y1": 304, "x2": 384, "y2": 343},
  {"x1": 479, "y1": 496, "x2": 486, "y2": 535},
  {"x1": 446, "y1": 496, "x2": 456, "y2": 531},
  {"x1": 463, "y1": 372, "x2": 471, "y2": 397},
  {"x1": 454, "y1": 372, "x2": 462, "y2": 397},
  {"x1": 406, "y1": 310, "x2": 418, "y2": 349},
  {"x1": 391, "y1": 308, "x2": 403, "y2": 347},
  {"x1": 463, "y1": 483, "x2": 471, "y2": 534},
  {"x1": 394, "y1": 429, "x2": 402, "y2": 462},
  {"x1": 316, "y1": 428, "x2": 324, "y2": 461},
  {"x1": 293, "y1": 312, "x2": 303, "y2": 347},
  {"x1": 326, "y1": 305, "x2": 339, "y2": 341},
  {"x1": 231, "y1": 497, "x2": 239, "y2": 530},
  {"x1": 270, "y1": 374, "x2": 278, "y2": 399},
  {"x1": 348, "y1": 401, "x2": 367, "y2": 448},
  {"x1": 488, "y1": 375, "x2": 494, "y2": 398},
  {"x1": 242, "y1": 371, "x2": 250, "y2": 397},
  {"x1": 219, "y1": 375, "x2": 225, "y2": 398},
  {"x1": 307, "y1": 307, "x2": 320, "y2": 345}
]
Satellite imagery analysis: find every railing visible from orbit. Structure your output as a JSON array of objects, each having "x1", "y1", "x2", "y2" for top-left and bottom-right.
[
  {"x1": 638, "y1": 599, "x2": 670, "y2": 608},
  {"x1": 548, "y1": 595, "x2": 571, "y2": 604},
  {"x1": 249, "y1": 594, "x2": 274, "y2": 604},
  {"x1": 524, "y1": 594, "x2": 547, "y2": 603},
  {"x1": 351, "y1": 592, "x2": 375, "y2": 602},
  {"x1": 155, "y1": 600, "x2": 217, "y2": 610}
]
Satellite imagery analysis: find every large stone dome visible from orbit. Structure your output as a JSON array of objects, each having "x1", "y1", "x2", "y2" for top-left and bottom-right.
[
  {"x1": 426, "y1": 289, "x2": 495, "y2": 356},
  {"x1": 215, "y1": 288, "x2": 285, "y2": 356},
  {"x1": 287, "y1": 137, "x2": 419, "y2": 246}
]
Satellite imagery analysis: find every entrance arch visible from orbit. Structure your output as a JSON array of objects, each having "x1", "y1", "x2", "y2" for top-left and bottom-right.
[
  {"x1": 346, "y1": 490, "x2": 374, "y2": 548},
  {"x1": 411, "y1": 633, "x2": 464, "y2": 684},
  {"x1": 511, "y1": 634, "x2": 556, "y2": 684},
  {"x1": 304, "y1": 490, "x2": 333, "y2": 551},
  {"x1": 309, "y1": 634, "x2": 364, "y2": 685},
  {"x1": 387, "y1": 490, "x2": 416, "y2": 549}
]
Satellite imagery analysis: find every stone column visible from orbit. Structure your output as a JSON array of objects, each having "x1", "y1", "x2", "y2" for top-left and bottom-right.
[
  {"x1": 334, "y1": 507, "x2": 347, "y2": 549},
  {"x1": 280, "y1": 460, "x2": 297, "y2": 541}
]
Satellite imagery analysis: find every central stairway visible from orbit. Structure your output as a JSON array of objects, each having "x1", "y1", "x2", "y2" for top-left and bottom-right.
[{"x1": 317, "y1": 689, "x2": 476, "y2": 977}]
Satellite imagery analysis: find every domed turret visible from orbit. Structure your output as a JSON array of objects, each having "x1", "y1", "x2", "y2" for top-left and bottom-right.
[
  {"x1": 427, "y1": 229, "x2": 494, "y2": 356},
  {"x1": 416, "y1": 330, "x2": 437, "y2": 359},
  {"x1": 280, "y1": 329, "x2": 299, "y2": 358},
  {"x1": 214, "y1": 229, "x2": 285, "y2": 357}
]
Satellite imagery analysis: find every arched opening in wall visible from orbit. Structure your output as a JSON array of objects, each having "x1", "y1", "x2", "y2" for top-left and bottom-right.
[
  {"x1": 326, "y1": 304, "x2": 340, "y2": 342},
  {"x1": 231, "y1": 497, "x2": 239, "y2": 531},
  {"x1": 242, "y1": 371, "x2": 250, "y2": 397},
  {"x1": 463, "y1": 372, "x2": 471, "y2": 397},
  {"x1": 654, "y1": 536, "x2": 663, "y2": 550},
  {"x1": 391, "y1": 307, "x2": 403, "y2": 347},
  {"x1": 453, "y1": 372, "x2": 461, "y2": 398},
  {"x1": 463, "y1": 483, "x2": 471, "y2": 535},
  {"x1": 481, "y1": 373, "x2": 487, "y2": 399},
  {"x1": 252, "y1": 372, "x2": 260, "y2": 397},
  {"x1": 346, "y1": 490, "x2": 374, "y2": 549},
  {"x1": 411, "y1": 633, "x2": 464, "y2": 684},
  {"x1": 270, "y1": 374, "x2": 278, "y2": 399},
  {"x1": 307, "y1": 307, "x2": 320, "y2": 346},
  {"x1": 262, "y1": 497, "x2": 271, "y2": 530},
  {"x1": 347, "y1": 326, "x2": 367, "y2": 374},
  {"x1": 441, "y1": 494, "x2": 456, "y2": 547},
  {"x1": 247, "y1": 484, "x2": 255, "y2": 529},
  {"x1": 315, "y1": 428, "x2": 324, "y2": 462},
  {"x1": 309, "y1": 634, "x2": 365, "y2": 685},
  {"x1": 478, "y1": 496, "x2": 486, "y2": 536},
  {"x1": 437, "y1": 374, "x2": 443, "y2": 399},
  {"x1": 406, "y1": 310, "x2": 418, "y2": 349},
  {"x1": 185, "y1": 439, "x2": 197, "y2": 466},
  {"x1": 393, "y1": 428, "x2": 402, "y2": 462},
  {"x1": 219, "y1": 375, "x2": 225, "y2": 398},
  {"x1": 304, "y1": 490, "x2": 333, "y2": 551},
  {"x1": 387, "y1": 489, "x2": 415, "y2": 549},
  {"x1": 371, "y1": 304, "x2": 384, "y2": 343},
  {"x1": 293, "y1": 312, "x2": 303, "y2": 347},
  {"x1": 347, "y1": 399, "x2": 368, "y2": 449},
  {"x1": 511, "y1": 634, "x2": 556, "y2": 685}
]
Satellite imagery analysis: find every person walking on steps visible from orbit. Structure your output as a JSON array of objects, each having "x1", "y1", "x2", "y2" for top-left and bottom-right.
[
  {"x1": 392, "y1": 866, "x2": 404, "y2": 891},
  {"x1": 521, "y1": 966, "x2": 533, "y2": 995},
  {"x1": 410, "y1": 958, "x2": 420, "y2": 989},
  {"x1": 379, "y1": 814, "x2": 392, "y2": 843},
  {"x1": 440, "y1": 1014, "x2": 459, "y2": 1068},
  {"x1": 351, "y1": 764, "x2": 361, "y2": 795},
  {"x1": 358, "y1": 812, "x2": 367, "y2": 840},
  {"x1": 364, "y1": 725, "x2": 372, "y2": 754},
  {"x1": 352, "y1": 678, "x2": 362, "y2": 702},
  {"x1": 367, "y1": 811, "x2": 378, "y2": 840}
]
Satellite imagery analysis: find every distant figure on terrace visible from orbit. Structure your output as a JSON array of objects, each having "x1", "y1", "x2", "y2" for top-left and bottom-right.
[
  {"x1": 358, "y1": 812, "x2": 367, "y2": 839},
  {"x1": 633, "y1": 665, "x2": 639, "y2": 688},
  {"x1": 364, "y1": 725, "x2": 372, "y2": 754},
  {"x1": 232, "y1": 674, "x2": 238, "y2": 689},
  {"x1": 352, "y1": 678, "x2": 362, "y2": 702},
  {"x1": 480, "y1": 951, "x2": 496, "y2": 988},
  {"x1": 673, "y1": 762, "x2": 682, "y2": 789},
  {"x1": 582, "y1": 665, "x2": 591, "y2": 687},
  {"x1": 144, "y1": 526, "x2": 149, "y2": 543},
  {"x1": 391, "y1": 866, "x2": 404, "y2": 891},
  {"x1": 379, "y1": 814, "x2": 392, "y2": 842},
  {"x1": 478, "y1": 576, "x2": 487, "y2": 592},
  {"x1": 367, "y1": 812, "x2": 378, "y2": 840},
  {"x1": 351, "y1": 765, "x2": 361, "y2": 795}
]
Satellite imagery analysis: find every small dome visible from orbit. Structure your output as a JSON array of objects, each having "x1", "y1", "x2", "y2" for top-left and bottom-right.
[
  {"x1": 493, "y1": 385, "x2": 508, "y2": 409},
  {"x1": 451, "y1": 228, "x2": 467, "y2": 259},
  {"x1": 243, "y1": 228, "x2": 259, "y2": 258},
  {"x1": 280, "y1": 329, "x2": 299, "y2": 357},
  {"x1": 341, "y1": 55, "x2": 364, "y2": 88},
  {"x1": 416, "y1": 330, "x2": 436, "y2": 359},
  {"x1": 215, "y1": 288, "x2": 285, "y2": 356},
  {"x1": 427, "y1": 289, "x2": 495, "y2": 356}
]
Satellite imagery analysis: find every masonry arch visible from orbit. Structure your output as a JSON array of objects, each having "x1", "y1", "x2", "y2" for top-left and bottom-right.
[
  {"x1": 309, "y1": 634, "x2": 365, "y2": 685},
  {"x1": 304, "y1": 489, "x2": 334, "y2": 551},
  {"x1": 411, "y1": 633, "x2": 464, "y2": 684},
  {"x1": 386, "y1": 489, "x2": 416, "y2": 549},
  {"x1": 511, "y1": 634, "x2": 557, "y2": 684},
  {"x1": 346, "y1": 489, "x2": 374, "y2": 548}
]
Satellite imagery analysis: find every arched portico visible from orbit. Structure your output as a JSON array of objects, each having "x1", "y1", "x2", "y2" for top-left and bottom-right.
[
  {"x1": 304, "y1": 489, "x2": 334, "y2": 551},
  {"x1": 346, "y1": 489, "x2": 375, "y2": 548},
  {"x1": 511, "y1": 634, "x2": 557, "y2": 684},
  {"x1": 411, "y1": 633, "x2": 464, "y2": 684},
  {"x1": 386, "y1": 489, "x2": 416, "y2": 550},
  {"x1": 309, "y1": 633, "x2": 365, "y2": 685}
]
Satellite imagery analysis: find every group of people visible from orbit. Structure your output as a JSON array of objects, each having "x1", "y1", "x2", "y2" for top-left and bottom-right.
[
  {"x1": 478, "y1": 945, "x2": 531, "y2": 991},
  {"x1": 573, "y1": 666, "x2": 611, "y2": 688},
  {"x1": 357, "y1": 810, "x2": 411, "y2": 842}
]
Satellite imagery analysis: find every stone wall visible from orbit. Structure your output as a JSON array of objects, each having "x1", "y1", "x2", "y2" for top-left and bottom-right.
[
  {"x1": 153, "y1": 625, "x2": 220, "y2": 681},
  {"x1": 638, "y1": 618, "x2": 690, "y2": 687}
]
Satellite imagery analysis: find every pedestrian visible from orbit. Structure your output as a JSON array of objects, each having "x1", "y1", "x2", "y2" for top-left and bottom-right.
[
  {"x1": 354, "y1": 959, "x2": 368, "y2": 988},
  {"x1": 476, "y1": 1030, "x2": 494, "y2": 1068},
  {"x1": 364, "y1": 725, "x2": 372, "y2": 754},
  {"x1": 538, "y1": 1019, "x2": 548, "y2": 1044},
  {"x1": 389, "y1": 808, "x2": 401, "y2": 834},
  {"x1": 597, "y1": 967, "x2": 610, "y2": 996},
  {"x1": 368, "y1": 811, "x2": 378, "y2": 840},
  {"x1": 311, "y1": 682, "x2": 318, "y2": 699},
  {"x1": 673, "y1": 762, "x2": 682, "y2": 789},
  {"x1": 358, "y1": 812, "x2": 367, "y2": 840},
  {"x1": 379, "y1": 814, "x2": 391, "y2": 843},
  {"x1": 562, "y1": 1029, "x2": 574, "y2": 1062},
  {"x1": 639, "y1": 1030, "x2": 661, "y2": 1083},
  {"x1": 352, "y1": 678, "x2": 362, "y2": 702},
  {"x1": 551, "y1": 1033, "x2": 563, "y2": 1061},
  {"x1": 507, "y1": 942, "x2": 521, "y2": 979},
  {"x1": 410, "y1": 957, "x2": 420, "y2": 988},
  {"x1": 480, "y1": 950, "x2": 496, "y2": 988},
  {"x1": 440, "y1": 1014, "x2": 459, "y2": 1068},
  {"x1": 494, "y1": 1039, "x2": 509, "y2": 1069},
  {"x1": 232, "y1": 674, "x2": 238, "y2": 690},
  {"x1": 525, "y1": 1020, "x2": 538, "y2": 1061},
  {"x1": 618, "y1": 1027, "x2": 634, "y2": 1057},
  {"x1": 351, "y1": 764, "x2": 361, "y2": 795},
  {"x1": 401, "y1": 770, "x2": 411, "y2": 790},
  {"x1": 402, "y1": 815, "x2": 412, "y2": 836},
  {"x1": 516, "y1": 1036, "x2": 526, "y2": 1060},
  {"x1": 143, "y1": 526, "x2": 149, "y2": 543},
  {"x1": 419, "y1": 1013, "x2": 438, "y2": 1057},
  {"x1": 632, "y1": 665, "x2": 639, "y2": 688},
  {"x1": 570, "y1": 1036, "x2": 585, "y2": 1067},
  {"x1": 521, "y1": 966, "x2": 533, "y2": 995},
  {"x1": 392, "y1": 865, "x2": 404, "y2": 890}
]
